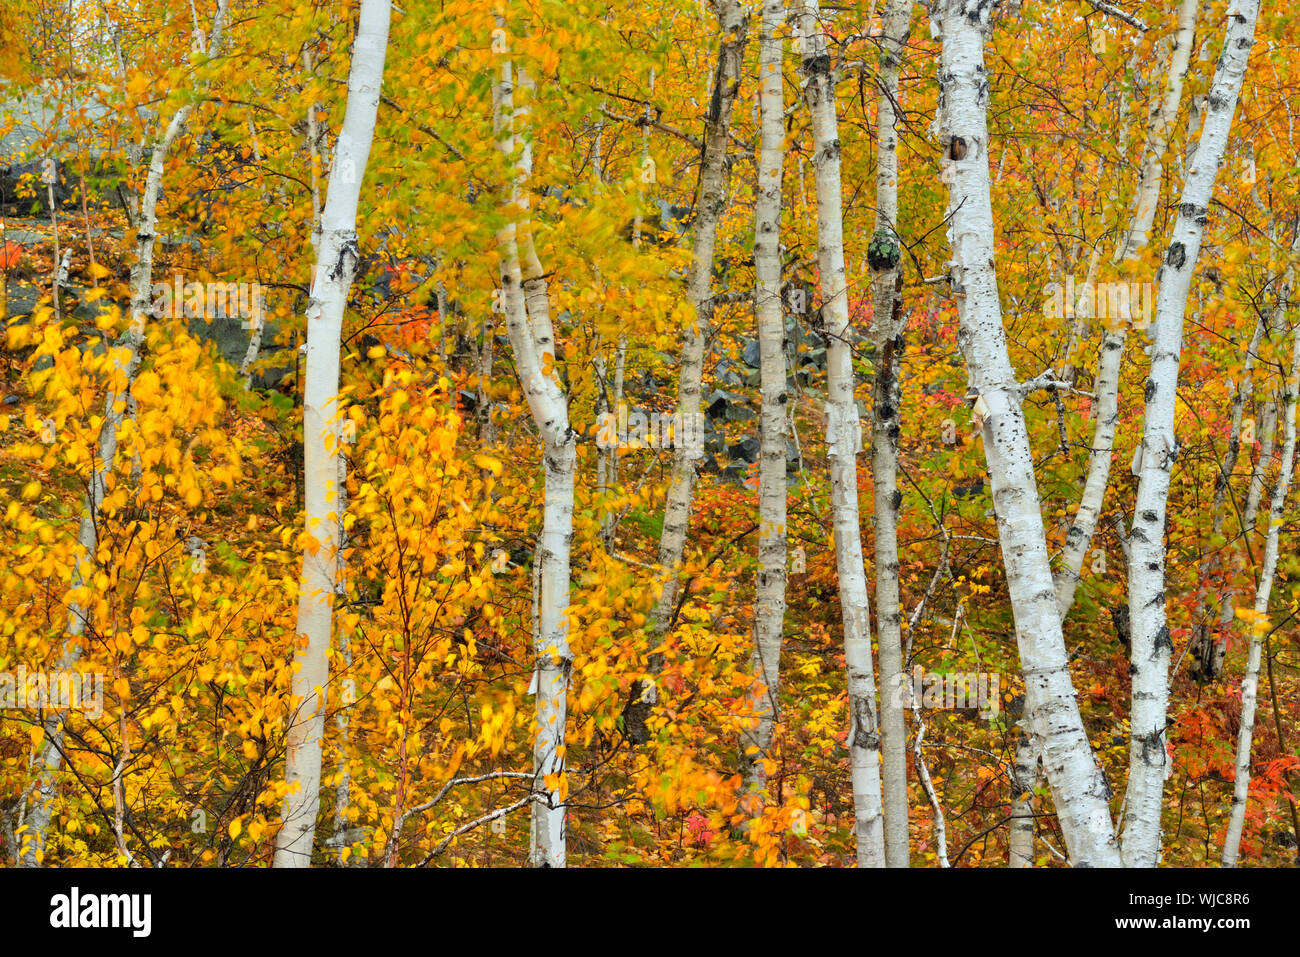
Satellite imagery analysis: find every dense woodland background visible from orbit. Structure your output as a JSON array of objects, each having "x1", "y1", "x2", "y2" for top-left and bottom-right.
[{"x1": 0, "y1": 0, "x2": 1296, "y2": 868}]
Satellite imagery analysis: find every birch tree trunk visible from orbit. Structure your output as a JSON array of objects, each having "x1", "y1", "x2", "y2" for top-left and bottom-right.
[
  {"x1": 650, "y1": 0, "x2": 750, "y2": 662},
  {"x1": 1008, "y1": 725, "x2": 1038, "y2": 867},
  {"x1": 1222, "y1": 315, "x2": 1300, "y2": 867},
  {"x1": 742, "y1": 0, "x2": 788, "y2": 800},
  {"x1": 1242, "y1": 396, "x2": 1277, "y2": 537},
  {"x1": 1122, "y1": 0, "x2": 1257, "y2": 868},
  {"x1": 930, "y1": 0, "x2": 1121, "y2": 867},
  {"x1": 1215, "y1": 235, "x2": 1300, "y2": 647},
  {"x1": 14, "y1": 0, "x2": 230, "y2": 867},
  {"x1": 797, "y1": 0, "x2": 885, "y2": 867},
  {"x1": 1054, "y1": 0, "x2": 1200, "y2": 620},
  {"x1": 494, "y1": 50, "x2": 576, "y2": 869},
  {"x1": 870, "y1": 0, "x2": 915, "y2": 868},
  {"x1": 273, "y1": 0, "x2": 390, "y2": 868},
  {"x1": 1116, "y1": 0, "x2": 1200, "y2": 264},
  {"x1": 1187, "y1": 313, "x2": 1265, "y2": 679}
]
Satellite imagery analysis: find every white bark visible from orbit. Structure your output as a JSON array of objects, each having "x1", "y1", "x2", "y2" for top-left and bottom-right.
[
  {"x1": 14, "y1": 0, "x2": 230, "y2": 867},
  {"x1": 650, "y1": 0, "x2": 749, "y2": 659},
  {"x1": 1055, "y1": 0, "x2": 1200, "y2": 620},
  {"x1": 797, "y1": 0, "x2": 885, "y2": 867},
  {"x1": 911, "y1": 690, "x2": 948, "y2": 867},
  {"x1": 1222, "y1": 316, "x2": 1300, "y2": 867},
  {"x1": 870, "y1": 0, "x2": 915, "y2": 868},
  {"x1": 1187, "y1": 313, "x2": 1266, "y2": 678},
  {"x1": 493, "y1": 47, "x2": 576, "y2": 869},
  {"x1": 238, "y1": 116, "x2": 275, "y2": 387},
  {"x1": 742, "y1": 0, "x2": 788, "y2": 800},
  {"x1": 274, "y1": 0, "x2": 390, "y2": 868},
  {"x1": 1115, "y1": 0, "x2": 1200, "y2": 264},
  {"x1": 1009, "y1": 725, "x2": 1038, "y2": 867},
  {"x1": 1122, "y1": 0, "x2": 1257, "y2": 867},
  {"x1": 1242, "y1": 396, "x2": 1277, "y2": 537},
  {"x1": 930, "y1": 0, "x2": 1121, "y2": 867}
]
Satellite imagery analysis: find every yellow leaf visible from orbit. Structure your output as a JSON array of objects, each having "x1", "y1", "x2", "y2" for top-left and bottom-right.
[{"x1": 474, "y1": 454, "x2": 503, "y2": 476}]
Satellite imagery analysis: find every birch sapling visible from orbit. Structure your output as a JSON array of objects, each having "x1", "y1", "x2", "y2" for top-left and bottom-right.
[
  {"x1": 1055, "y1": 0, "x2": 1200, "y2": 620},
  {"x1": 1222, "y1": 307, "x2": 1300, "y2": 867},
  {"x1": 274, "y1": 0, "x2": 390, "y2": 868},
  {"x1": 650, "y1": 0, "x2": 750, "y2": 666}
]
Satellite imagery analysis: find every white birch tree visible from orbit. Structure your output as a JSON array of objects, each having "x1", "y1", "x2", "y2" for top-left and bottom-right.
[
  {"x1": 929, "y1": 0, "x2": 1121, "y2": 867},
  {"x1": 650, "y1": 0, "x2": 750, "y2": 664},
  {"x1": 1054, "y1": 0, "x2": 1200, "y2": 620},
  {"x1": 742, "y1": 0, "x2": 789, "y2": 799},
  {"x1": 869, "y1": 0, "x2": 916, "y2": 868},
  {"x1": 273, "y1": 0, "x2": 390, "y2": 868},
  {"x1": 797, "y1": 0, "x2": 886, "y2": 867},
  {"x1": 13, "y1": 0, "x2": 231, "y2": 867},
  {"x1": 1222, "y1": 297, "x2": 1300, "y2": 867},
  {"x1": 1122, "y1": 0, "x2": 1258, "y2": 867},
  {"x1": 494, "y1": 47, "x2": 576, "y2": 869}
]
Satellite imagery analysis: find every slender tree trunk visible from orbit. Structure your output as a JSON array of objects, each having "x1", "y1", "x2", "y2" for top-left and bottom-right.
[
  {"x1": 870, "y1": 0, "x2": 915, "y2": 868},
  {"x1": 494, "y1": 50, "x2": 576, "y2": 869},
  {"x1": 1009, "y1": 725, "x2": 1038, "y2": 867},
  {"x1": 1187, "y1": 313, "x2": 1266, "y2": 679},
  {"x1": 1117, "y1": 0, "x2": 1201, "y2": 263},
  {"x1": 1242, "y1": 396, "x2": 1278, "y2": 537},
  {"x1": 1223, "y1": 318, "x2": 1300, "y2": 866},
  {"x1": 1121, "y1": 0, "x2": 1257, "y2": 868},
  {"x1": 14, "y1": 0, "x2": 230, "y2": 866},
  {"x1": 930, "y1": 0, "x2": 1121, "y2": 867},
  {"x1": 273, "y1": 0, "x2": 390, "y2": 868},
  {"x1": 742, "y1": 0, "x2": 788, "y2": 800},
  {"x1": 649, "y1": 0, "x2": 750, "y2": 664},
  {"x1": 328, "y1": 446, "x2": 361, "y2": 864},
  {"x1": 1055, "y1": 0, "x2": 1200, "y2": 620},
  {"x1": 1222, "y1": 255, "x2": 1300, "y2": 864},
  {"x1": 797, "y1": 0, "x2": 885, "y2": 867}
]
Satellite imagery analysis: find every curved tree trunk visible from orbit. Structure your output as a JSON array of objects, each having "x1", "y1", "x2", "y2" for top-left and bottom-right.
[
  {"x1": 15, "y1": 0, "x2": 230, "y2": 867},
  {"x1": 496, "y1": 55, "x2": 577, "y2": 870},
  {"x1": 1223, "y1": 292, "x2": 1300, "y2": 866},
  {"x1": 1055, "y1": 0, "x2": 1200, "y2": 621},
  {"x1": 650, "y1": 0, "x2": 750, "y2": 665}
]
